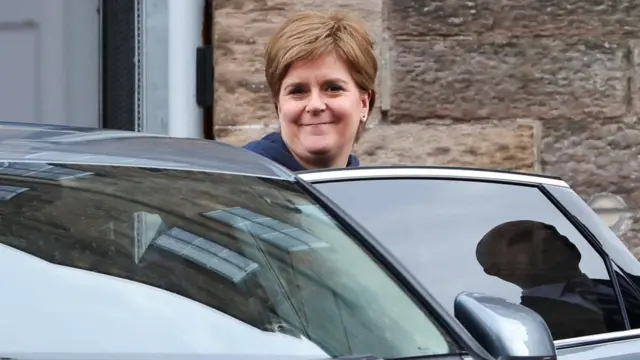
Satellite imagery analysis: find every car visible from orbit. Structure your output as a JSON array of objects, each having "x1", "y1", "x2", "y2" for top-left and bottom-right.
[
  {"x1": 298, "y1": 166, "x2": 640, "y2": 360},
  {"x1": 0, "y1": 121, "x2": 622, "y2": 360}
]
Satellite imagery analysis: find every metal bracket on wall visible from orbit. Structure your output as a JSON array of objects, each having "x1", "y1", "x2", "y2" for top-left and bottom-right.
[
  {"x1": 379, "y1": 30, "x2": 391, "y2": 116},
  {"x1": 201, "y1": 0, "x2": 214, "y2": 139},
  {"x1": 196, "y1": 46, "x2": 214, "y2": 108}
]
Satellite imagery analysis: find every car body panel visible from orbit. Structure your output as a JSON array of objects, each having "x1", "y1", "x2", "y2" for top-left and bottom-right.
[
  {"x1": 0, "y1": 243, "x2": 327, "y2": 355},
  {"x1": 555, "y1": 329, "x2": 640, "y2": 359},
  {"x1": 0, "y1": 121, "x2": 294, "y2": 180}
]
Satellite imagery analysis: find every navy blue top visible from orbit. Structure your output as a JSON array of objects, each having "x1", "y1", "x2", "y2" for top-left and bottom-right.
[{"x1": 242, "y1": 131, "x2": 360, "y2": 172}]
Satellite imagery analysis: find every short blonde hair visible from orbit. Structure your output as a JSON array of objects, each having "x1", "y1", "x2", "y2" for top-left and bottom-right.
[{"x1": 264, "y1": 11, "x2": 378, "y2": 141}]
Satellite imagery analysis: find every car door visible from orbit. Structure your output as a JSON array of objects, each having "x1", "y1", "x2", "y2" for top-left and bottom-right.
[{"x1": 298, "y1": 167, "x2": 640, "y2": 360}]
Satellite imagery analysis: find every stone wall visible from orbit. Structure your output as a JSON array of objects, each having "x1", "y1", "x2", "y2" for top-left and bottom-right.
[{"x1": 213, "y1": 0, "x2": 640, "y2": 257}]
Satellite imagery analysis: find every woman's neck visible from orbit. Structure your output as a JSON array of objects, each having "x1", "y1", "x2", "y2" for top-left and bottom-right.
[{"x1": 292, "y1": 151, "x2": 350, "y2": 170}]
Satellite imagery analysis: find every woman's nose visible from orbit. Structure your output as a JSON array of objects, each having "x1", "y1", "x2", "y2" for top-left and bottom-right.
[{"x1": 305, "y1": 89, "x2": 326, "y2": 113}]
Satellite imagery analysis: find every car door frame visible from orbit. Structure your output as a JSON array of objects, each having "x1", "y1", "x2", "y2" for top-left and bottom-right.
[{"x1": 296, "y1": 166, "x2": 640, "y2": 359}]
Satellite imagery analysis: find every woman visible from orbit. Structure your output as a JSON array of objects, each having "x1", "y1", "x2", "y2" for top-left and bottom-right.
[{"x1": 243, "y1": 11, "x2": 378, "y2": 171}]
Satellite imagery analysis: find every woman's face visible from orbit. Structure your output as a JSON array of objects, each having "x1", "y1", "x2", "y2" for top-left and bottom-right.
[{"x1": 277, "y1": 52, "x2": 370, "y2": 169}]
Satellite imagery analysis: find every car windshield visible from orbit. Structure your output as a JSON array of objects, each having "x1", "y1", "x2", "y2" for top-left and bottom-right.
[{"x1": 0, "y1": 162, "x2": 455, "y2": 358}]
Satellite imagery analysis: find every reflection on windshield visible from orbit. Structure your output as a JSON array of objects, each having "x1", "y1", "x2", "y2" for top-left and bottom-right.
[
  {"x1": 203, "y1": 207, "x2": 330, "y2": 252},
  {"x1": 0, "y1": 161, "x2": 94, "y2": 181},
  {"x1": 155, "y1": 227, "x2": 260, "y2": 284},
  {"x1": 0, "y1": 185, "x2": 29, "y2": 200},
  {"x1": 0, "y1": 162, "x2": 455, "y2": 357}
]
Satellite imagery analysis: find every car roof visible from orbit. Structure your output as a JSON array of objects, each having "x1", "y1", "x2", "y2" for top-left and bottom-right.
[
  {"x1": 0, "y1": 121, "x2": 568, "y2": 187},
  {"x1": 0, "y1": 121, "x2": 294, "y2": 180}
]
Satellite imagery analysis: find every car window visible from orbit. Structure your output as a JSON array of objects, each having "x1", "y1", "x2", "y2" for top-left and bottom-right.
[
  {"x1": 544, "y1": 185, "x2": 640, "y2": 331},
  {"x1": 0, "y1": 162, "x2": 456, "y2": 358},
  {"x1": 312, "y1": 178, "x2": 628, "y2": 341}
]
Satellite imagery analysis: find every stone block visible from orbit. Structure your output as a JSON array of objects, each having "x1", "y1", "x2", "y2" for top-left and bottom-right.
[
  {"x1": 215, "y1": 126, "x2": 277, "y2": 147},
  {"x1": 389, "y1": 0, "x2": 640, "y2": 38},
  {"x1": 354, "y1": 121, "x2": 537, "y2": 172},
  {"x1": 214, "y1": 0, "x2": 383, "y2": 128},
  {"x1": 390, "y1": 38, "x2": 627, "y2": 123},
  {"x1": 541, "y1": 119, "x2": 640, "y2": 257}
]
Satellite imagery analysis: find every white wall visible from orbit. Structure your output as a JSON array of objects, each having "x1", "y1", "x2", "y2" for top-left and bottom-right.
[{"x1": 0, "y1": 0, "x2": 100, "y2": 127}]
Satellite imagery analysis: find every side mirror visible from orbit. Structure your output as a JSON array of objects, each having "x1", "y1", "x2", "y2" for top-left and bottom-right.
[{"x1": 454, "y1": 292, "x2": 557, "y2": 360}]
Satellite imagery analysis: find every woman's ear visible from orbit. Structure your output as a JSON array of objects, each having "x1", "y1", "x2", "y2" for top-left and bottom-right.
[{"x1": 360, "y1": 90, "x2": 372, "y2": 118}]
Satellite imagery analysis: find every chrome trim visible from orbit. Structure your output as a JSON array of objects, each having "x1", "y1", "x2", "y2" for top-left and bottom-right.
[
  {"x1": 298, "y1": 168, "x2": 570, "y2": 188},
  {"x1": 554, "y1": 328, "x2": 640, "y2": 348}
]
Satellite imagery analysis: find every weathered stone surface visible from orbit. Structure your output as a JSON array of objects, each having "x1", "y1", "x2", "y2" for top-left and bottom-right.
[
  {"x1": 216, "y1": 121, "x2": 538, "y2": 172},
  {"x1": 389, "y1": 0, "x2": 640, "y2": 38},
  {"x1": 391, "y1": 39, "x2": 627, "y2": 123},
  {"x1": 353, "y1": 121, "x2": 536, "y2": 172},
  {"x1": 541, "y1": 119, "x2": 640, "y2": 257},
  {"x1": 212, "y1": 0, "x2": 640, "y2": 261},
  {"x1": 214, "y1": 0, "x2": 382, "y2": 127},
  {"x1": 618, "y1": 215, "x2": 640, "y2": 259},
  {"x1": 215, "y1": 126, "x2": 277, "y2": 146},
  {"x1": 631, "y1": 40, "x2": 640, "y2": 115}
]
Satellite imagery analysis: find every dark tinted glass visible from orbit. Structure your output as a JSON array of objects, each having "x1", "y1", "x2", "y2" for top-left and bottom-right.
[
  {"x1": 0, "y1": 162, "x2": 455, "y2": 357},
  {"x1": 314, "y1": 178, "x2": 626, "y2": 340},
  {"x1": 545, "y1": 185, "x2": 640, "y2": 330}
]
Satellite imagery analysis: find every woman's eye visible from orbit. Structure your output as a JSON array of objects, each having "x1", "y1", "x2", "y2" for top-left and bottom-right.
[
  {"x1": 326, "y1": 84, "x2": 344, "y2": 92},
  {"x1": 288, "y1": 86, "x2": 305, "y2": 95}
]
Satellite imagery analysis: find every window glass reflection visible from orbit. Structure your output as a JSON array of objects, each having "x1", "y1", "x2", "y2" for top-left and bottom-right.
[
  {"x1": 0, "y1": 185, "x2": 29, "y2": 200},
  {"x1": 314, "y1": 179, "x2": 627, "y2": 340},
  {"x1": 203, "y1": 207, "x2": 330, "y2": 252},
  {"x1": 0, "y1": 162, "x2": 93, "y2": 181},
  {"x1": 0, "y1": 164, "x2": 455, "y2": 356}
]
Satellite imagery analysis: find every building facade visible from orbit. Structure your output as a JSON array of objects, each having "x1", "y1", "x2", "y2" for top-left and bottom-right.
[
  {"x1": 0, "y1": 0, "x2": 210, "y2": 137},
  {"x1": 213, "y1": 0, "x2": 640, "y2": 258},
  {"x1": 1, "y1": 0, "x2": 638, "y2": 258}
]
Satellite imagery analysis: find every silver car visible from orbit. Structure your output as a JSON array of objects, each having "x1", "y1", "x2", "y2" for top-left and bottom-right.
[{"x1": 0, "y1": 121, "x2": 633, "y2": 360}]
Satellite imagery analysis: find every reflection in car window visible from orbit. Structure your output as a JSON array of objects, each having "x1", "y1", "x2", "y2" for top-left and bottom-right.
[
  {"x1": 0, "y1": 162, "x2": 456, "y2": 357},
  {"x1": 314, "y1": 179, "x2": 627, "y2": 340},
  {"x1": 542, "y1": 185, "x2": 640, "y2": 331}
]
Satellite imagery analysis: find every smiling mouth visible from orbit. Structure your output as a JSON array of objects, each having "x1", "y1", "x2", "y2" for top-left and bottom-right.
[{"x1": 302, "y1": 122, "x2": 333, "y2": 126}]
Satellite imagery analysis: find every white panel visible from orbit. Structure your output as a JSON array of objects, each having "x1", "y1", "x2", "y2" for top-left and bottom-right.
[
  {"x1": 63, "y1": 0, "x2": 101, "y2": 128},
  {"x1": 138, "y1": 0, "x2": 170, "y2": 135},
  {"x1": 167, "y1": 0, "x2": 203, "y2": 138},
  {"x1": 39, "y1": 0, "x2": 65, "y2": 126},
  {"x1": 0, "y1": 0, "x2": 100, "y2": 127},
  {"x1": 0, "y1": 23, "x2": 39, "y2": 123}
]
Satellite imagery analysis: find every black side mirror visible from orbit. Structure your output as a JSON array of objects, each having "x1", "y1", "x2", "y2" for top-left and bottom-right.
[{"x1": 454, "y1": 292, "x2": 557, "y2": 360}]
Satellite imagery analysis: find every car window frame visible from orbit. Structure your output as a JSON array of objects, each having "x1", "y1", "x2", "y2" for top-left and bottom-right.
[{"x1": 297, "y1": 166, "x2": 640, "y2": 350}]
